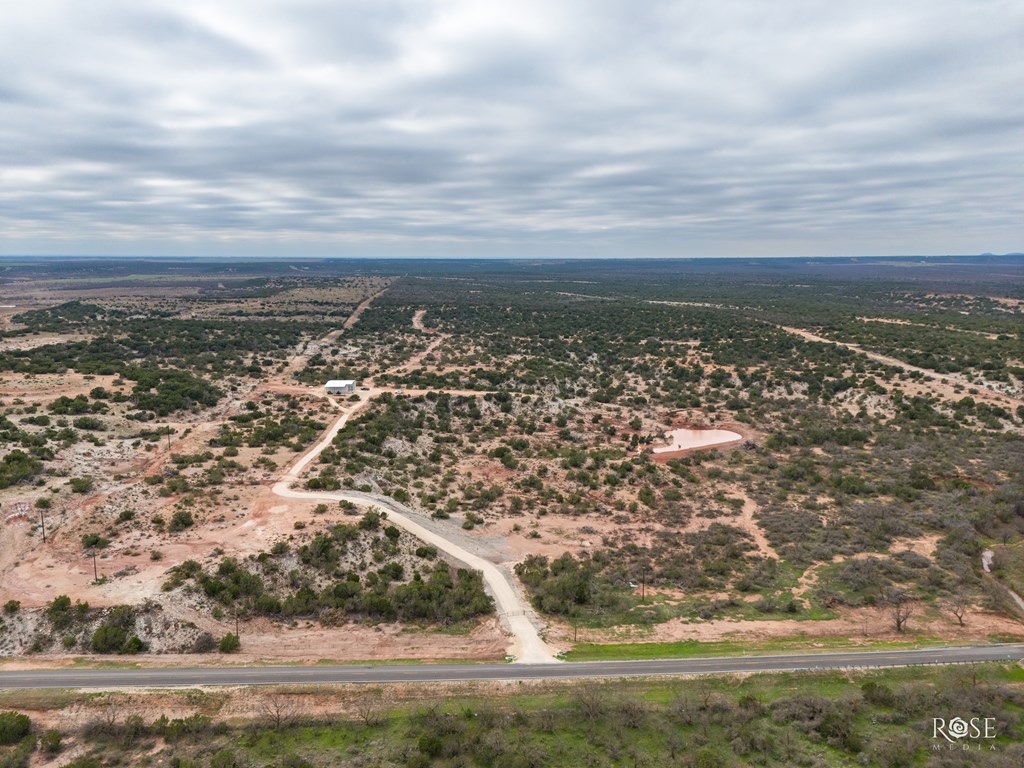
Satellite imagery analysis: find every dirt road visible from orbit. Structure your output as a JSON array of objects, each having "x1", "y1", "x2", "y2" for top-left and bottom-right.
[
  {"x1": 411, "y1": 308, "x2": 434, "y2": 333},
  {"x1": 267, "y1": 302, "x2": 556, "y2": 663},
  {"x1": 780, "y1": 325, "x2": 1024, "y2": 406},
  {"x1": 344, "y1": 287, "x2": 390, "y2": 331},
  {"x1": 271, "y1": 397, "x2": 558, "y2": 664}
]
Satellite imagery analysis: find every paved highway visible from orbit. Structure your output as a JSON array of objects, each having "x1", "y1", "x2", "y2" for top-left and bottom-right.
[{"x1": 2, "y1": 645, "x2": 1022, "y2": 690}]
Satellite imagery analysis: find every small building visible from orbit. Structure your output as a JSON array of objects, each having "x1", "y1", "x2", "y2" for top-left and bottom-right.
[{"x1": 325, "y1": 379, "x2": 356, "y2": 395}]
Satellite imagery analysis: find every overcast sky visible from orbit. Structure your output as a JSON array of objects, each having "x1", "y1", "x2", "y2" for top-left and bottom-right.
[{"x1": 1, "y1": 1, "x2": 1021, "y2": 258}]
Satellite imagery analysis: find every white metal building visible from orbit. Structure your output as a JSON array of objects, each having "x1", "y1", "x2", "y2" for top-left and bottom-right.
[{"x1": 325, "y1": 379, "x2": 356, "y2": 395}]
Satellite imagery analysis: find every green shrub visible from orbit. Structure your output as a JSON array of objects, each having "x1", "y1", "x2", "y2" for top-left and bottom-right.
[
  {"x1": 46, "y1": 595, "x2": 86, "y2": 630},
  {"x1": 210, "y1": 749, "x2": 240, "y2": 768},
  {"x1": 69, "y1": 476, "x2": 94, "y2": 494},
  {"x1": 80, "y1": 533, "x2": 109, "y2": 550},
  {"x1": 0, "y1": 710, "x2": 31, "y2": 745},
  {"x1": 90, "y1": 605, "x2": 145, "y2": 654},
  {"x1": 218, "y1": 633, "x2": 241, "y2": 653},
  {"x1": 48, "y1": 394, "x2": 92, "y2": 414},
  {"x1": 0, "y1": 451, "x2": 42, "y2": 489},
  {"x1": 693, "y1": 747, "x2": 726, "y2": 768},
  {"x1": 168, "y1": 510, "x2": 194, "y2": 532},
  {"x1": 121, "y1": 635, "x2": 147, "y2": 654},
  {"x1": 359, "y1": 509, "x2": 383, "y2": 530},
  {"x1": 72, "y1": 416, "x2": 105, "y2": 431},
  {"x1": 91, "y1": 625, "x2": 129, "y2": 653},
  {"x1": 39, "y1": 728, "x2": 61, "y2": 754},
  {"x1": 418, "y1": 734, "x2": 443, "y2": 757}
]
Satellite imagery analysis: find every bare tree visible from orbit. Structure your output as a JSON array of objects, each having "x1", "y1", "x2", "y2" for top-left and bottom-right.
[
  {"x1": 668, "y1": 690, "x2": 694, "y2": 726},
  {"x1": 779, "y1": 726, "x2": 798, "y2": 763},
  {"x1": 573, "y1": 684, "x2": 608, "y2": 721},
  {"x1": 356, "y1": 694, "x2": 388, "y2": 727},
  {"x1": 696, "y1": 678, "x2": 716, "y2": 710},
  {"x1": 83, "y1": 693, "x2": 136, "y2": 740},
  {"x1": 884, "y1": 588, "x2": 916, "y2": 633},
  {"x1": 259, "y1": 692, "x2": 299, "y2": 729},
  {"x1": 98, "y1": 693, "x2": 129, "y2": 733},
  {"x1": 615, "y1": 695, "x2": 649, "y2": 729},
  {"x1": 943, "y1": 590, "x2": 970, "y2": 627},
  {"x1": 666, "y1": 731, "x2": 685, "y2": 761}
]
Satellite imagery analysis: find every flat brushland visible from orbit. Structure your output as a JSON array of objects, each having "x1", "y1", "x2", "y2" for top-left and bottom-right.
[{"x1": 0, "y1": 256, "x2": 1021, "y2": 666}]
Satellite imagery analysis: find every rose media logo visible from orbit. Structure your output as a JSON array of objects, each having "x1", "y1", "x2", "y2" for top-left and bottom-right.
[{"x1": 932, "y1": 716, "x2": 997, "y2": 752}]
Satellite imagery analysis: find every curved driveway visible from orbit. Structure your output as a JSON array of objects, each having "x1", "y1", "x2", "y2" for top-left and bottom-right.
[{"x1": 271, "y1": 397, "x2": 558, "y2": 664}]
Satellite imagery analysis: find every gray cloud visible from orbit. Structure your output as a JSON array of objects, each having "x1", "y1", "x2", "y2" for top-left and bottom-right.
[{"x1": 1, "y1": 0, "x2": 1022, "y2": 257}]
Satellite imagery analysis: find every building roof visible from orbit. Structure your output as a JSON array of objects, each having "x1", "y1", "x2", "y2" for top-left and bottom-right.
[{"x1": 325, "y1": 380, "x2": 356, "y2": 388}]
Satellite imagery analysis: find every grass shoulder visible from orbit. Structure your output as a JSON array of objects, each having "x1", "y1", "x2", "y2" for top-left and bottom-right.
[{"x1": 563, "y1": 634, "x2": 979, "y2": 661}]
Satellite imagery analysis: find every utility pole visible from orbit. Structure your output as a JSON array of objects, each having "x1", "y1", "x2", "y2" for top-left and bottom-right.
[
  {"x1": 234, "y1": 602, "x2": 240, "y2": 637},
  {"x1": 39, "y1": 507, "x2": 46, "y2": 543},
  {"x1": 166, "y1": 427, "x2": 171, "y2": 452},
  {"x1": 87, "y1": 549, "x2": 98, "y2": 582}
]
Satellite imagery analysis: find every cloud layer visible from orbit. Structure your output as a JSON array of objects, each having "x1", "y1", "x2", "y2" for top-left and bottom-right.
[{"x1": 1, "y1": 0, "x2": 1022, "y2": 257}]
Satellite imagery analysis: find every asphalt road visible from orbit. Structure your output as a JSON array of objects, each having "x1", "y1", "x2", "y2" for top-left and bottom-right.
[{"x1": 2, "y1": 645, "x2": 1023, "y2": 690}]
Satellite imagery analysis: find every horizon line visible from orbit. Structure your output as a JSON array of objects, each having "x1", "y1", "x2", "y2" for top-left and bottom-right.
[{"x1": 0, "y1": 252, "x2": 1021, "y2": 262}]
